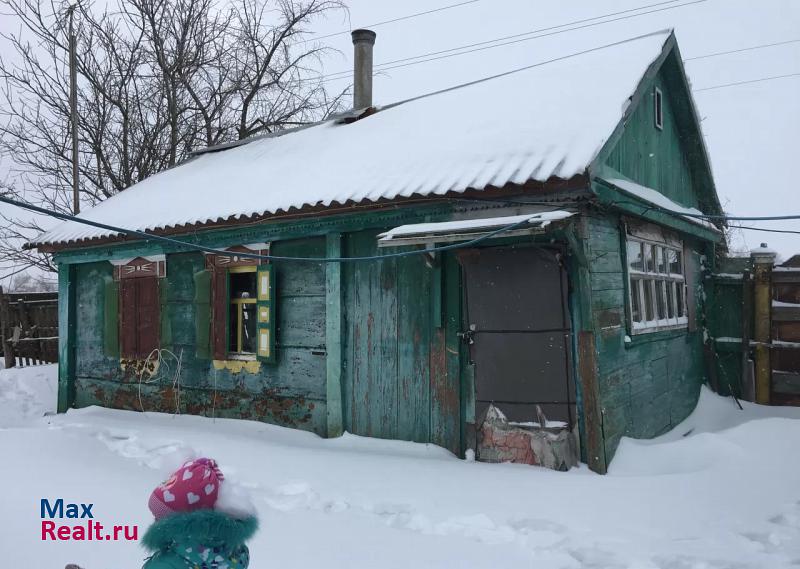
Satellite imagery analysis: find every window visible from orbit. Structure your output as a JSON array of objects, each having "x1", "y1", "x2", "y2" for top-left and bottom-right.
[
  {"x1": 207, "y1": 250, "x2": 276, "y2": 363},
  {"x1": 654, "y1": 86, "x2": 664, "y2": 130},
  {"x1": 626, "y1": 237, "x2": 687, "y2": 333},
  {"x1": 228, "y1": 267, "x2": 258, "y2": 355}
]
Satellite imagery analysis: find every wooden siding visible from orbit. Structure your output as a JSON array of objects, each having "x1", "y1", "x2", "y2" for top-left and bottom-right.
[
  {"x1": 604, "y1": 60, "x2": 699, "y2": 209},
  {"x1": 70, "y1": 240, "x2": 329, "y2": 436},
  {"x1": 342, "y1": 230, "x2": 461, "y2": 454},
  {"x1": 583, "y1": 215, "x2": 708, "y2": 461}
]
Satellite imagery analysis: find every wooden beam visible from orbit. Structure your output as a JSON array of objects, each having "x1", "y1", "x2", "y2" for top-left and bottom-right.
[
  {"x1": 773, "y1": 271, "x2": 800, "y2": 284},
  {"x1": 740, "y1": 272, "x2": 754, "y2": 401},
  {"x1": 772, "y1": 306, "x2": 800, "y2": 322},
  {"x1": 57, "y1": 264, "x2": 76, "y2": 413},
  {"x1": 773, "y1": 371, "x2": 800, "y2": 395},
  {"x1": 577, "y1": 331, "x2": 606, "y2": 474},
  {"x1": 325, "y1": 233, "x2": 344, "y2": 438},
  {"x1": 752, "y1": 255, "x2": 773, "y2": 405},
  {"x1": 0, "y1": 286, "x2": 14, "y2": 369}
]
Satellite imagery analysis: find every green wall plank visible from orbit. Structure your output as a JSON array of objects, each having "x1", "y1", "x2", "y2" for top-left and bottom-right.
[
  {"x1": 397, "y1": 252, "x2": 432, "y2": 443},
  {"x1": 103, "y1": 276, "x2": 119, "y2": 358},
  {"x1": 325, "y1": 233, "x2": 344, "y2": 438}
]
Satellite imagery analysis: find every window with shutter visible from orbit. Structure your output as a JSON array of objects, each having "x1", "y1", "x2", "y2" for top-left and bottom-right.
[
  {"x1": 205, "y1": 245, "x2": 275, "y2": 363},
  {"x1": 256, "y1": 265, "x2": 275, "y2": 363},
  {"x1": 114, "y1": 257, "x2": 165, "y2": 359}
]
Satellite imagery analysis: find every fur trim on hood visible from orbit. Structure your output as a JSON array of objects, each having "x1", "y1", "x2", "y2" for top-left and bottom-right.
[{"x1": 142, "y1": 509, "x2": 258, "y2": 552}]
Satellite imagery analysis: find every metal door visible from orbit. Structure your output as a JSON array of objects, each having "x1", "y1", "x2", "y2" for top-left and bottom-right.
[{"x1": 459, "y1": 246, "x2": 575, "y2": 425}]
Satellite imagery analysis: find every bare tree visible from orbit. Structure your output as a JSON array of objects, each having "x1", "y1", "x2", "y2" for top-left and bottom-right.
[{"x1": 0, "y1": 0, "x2": 347, "y2": 276}]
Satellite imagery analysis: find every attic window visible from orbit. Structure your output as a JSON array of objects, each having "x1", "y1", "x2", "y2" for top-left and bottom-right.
[{"x1": 654, "y1": 87, "x2": 664, "y2": 130}]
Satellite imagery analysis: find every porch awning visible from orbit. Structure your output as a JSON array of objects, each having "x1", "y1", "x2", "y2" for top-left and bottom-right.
[{"x1": 377, "y1": 211, "x2": 574, "y2": 247}]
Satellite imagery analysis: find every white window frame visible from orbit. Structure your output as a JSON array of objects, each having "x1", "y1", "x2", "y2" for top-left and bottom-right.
[
  {"x1": 626, "y1": 236, "x2": 688, "y2": 334},
  {"x1": 654, "y1": 87, "x2": 664, "y2": 130}
]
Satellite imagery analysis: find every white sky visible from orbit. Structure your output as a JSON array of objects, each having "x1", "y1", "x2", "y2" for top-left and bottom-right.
[
  {"x1": 308, "y1": 0, "x2": 800, "y2": 258},
  {"x1": 0, "y1": 0, "x2": 797, "y2": 280}
]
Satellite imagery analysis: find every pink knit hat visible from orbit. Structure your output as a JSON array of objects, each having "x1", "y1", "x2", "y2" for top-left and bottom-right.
[{"x1": 148, "y1": 458, "x2": 224, "y2": 520}]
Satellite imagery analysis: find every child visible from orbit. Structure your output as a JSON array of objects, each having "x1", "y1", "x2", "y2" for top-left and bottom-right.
[{"x1": 142, "y1": 458, "x2": 258, "y2": 569}]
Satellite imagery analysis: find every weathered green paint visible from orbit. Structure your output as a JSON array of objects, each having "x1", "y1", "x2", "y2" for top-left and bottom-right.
[
  {"x1": 705, "y1": 257, "x2": 752, "y2": 397},
  {"x1": 435, "y1": 252, "x2": 462, "y2": 453},
  {"x1": 604, "y1": 67, "x2": 696, "y2": 208},
  {"x1": 585, "y1": 215, "x2": 707, "y2": 461},
  {"x1": 159, "y1": 275, "x2": 172, "y2": 349},
  {"x1": 75, "y1": 262, "x2": 120, "y2": 382},
  {"x1": 68, "y1": 241, "x2": 329, "y2": 436},
  {"x1": 592, "y1": 38, "x2": 721, "y2": 218},
  {"x1": 52, "y1": 202, "x2": 462, "y2": 267},
  {"x1": 103, "y1": 276, "x2": 119, "y2": 358},
  {"x1": 193, "y1": 268, "x2": 212, "y2": 359},
  {"x1": 57, "y1": 264, "x2": 76, "y2": 412},
  {"x1": 325, "y1": 233, "x2": 344, "y2": 438},
  {"x1": 256, "y1": 264, "x2": 276, "y2": 364},
  {"x1": 592, "y1": 178, "x2": 722, "y2": 243},
  {"x1": 342, "y1": 230, "x2": 461, "y2": 454}
]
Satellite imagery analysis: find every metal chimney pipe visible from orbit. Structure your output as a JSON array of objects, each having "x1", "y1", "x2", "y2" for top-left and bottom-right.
[{"x1": 351, "y1": 29, "x2": 376, "y2": 110}]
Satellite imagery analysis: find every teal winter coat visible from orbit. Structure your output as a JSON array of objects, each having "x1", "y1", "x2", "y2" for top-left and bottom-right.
[{"x1": 142, "y1": 509, "x2": 258, "y2": 569}]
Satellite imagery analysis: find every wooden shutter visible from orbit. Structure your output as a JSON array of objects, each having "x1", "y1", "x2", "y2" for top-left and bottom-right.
[
  {"x1": 137, "y1": 277, "x2": 160, "y2": 358},
  {"x1": 119, "y1": 276, "x2": 161, "y2": 359},
  {"x1": 211, "y1": 268, "x2": 228, "y2": 360},
  {"x1": 119, "y1": 279, "x2": 138, "y2": 358},
  {"x1": 256, "y1": 265, "x2": 276, "y2": 363}
]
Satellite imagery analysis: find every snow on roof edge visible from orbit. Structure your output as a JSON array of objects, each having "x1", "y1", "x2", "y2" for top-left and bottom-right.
[{"x1": 600, "y1": 177, "x2": 722, "y2": 232}]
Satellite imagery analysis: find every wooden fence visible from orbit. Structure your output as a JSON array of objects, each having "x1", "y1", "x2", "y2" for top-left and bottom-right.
[
  {"x1": 708, "y1": 252, "x2": 800, "y2": 406},
  {"x1": 771, "y1": 266, "x2": 800, "y2": 404},
  {"x1": 0, "y1": 287, "x2": 59, "y2": 368}
]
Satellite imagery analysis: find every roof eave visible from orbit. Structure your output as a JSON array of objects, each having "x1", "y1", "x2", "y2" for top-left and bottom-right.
[{"x1": 29, "y1": 175, "x2": 592, "y2": 254}]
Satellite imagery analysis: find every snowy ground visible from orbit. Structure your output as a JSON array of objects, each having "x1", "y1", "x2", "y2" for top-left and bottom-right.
[{"x1": 1, "y1": 366, "x2": 799, "y2": 568}]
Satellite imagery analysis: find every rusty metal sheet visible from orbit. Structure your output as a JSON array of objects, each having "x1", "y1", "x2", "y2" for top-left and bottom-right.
[{"x1": 461, "y1": 246, "x2": 574, "y2": 425}]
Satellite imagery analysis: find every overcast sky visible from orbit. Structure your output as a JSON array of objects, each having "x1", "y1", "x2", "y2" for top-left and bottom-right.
[
  {"x1": 309, "y1": 0, "x2": 799, "y2": 258},
  {"x1": 0, "y1": 0, "x2": 797, "y2": 288}
]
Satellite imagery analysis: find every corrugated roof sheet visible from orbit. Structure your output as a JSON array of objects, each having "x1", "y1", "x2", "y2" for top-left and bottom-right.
[{"x1": 32, "y1": 31, "x2": 672, "y2": 248}]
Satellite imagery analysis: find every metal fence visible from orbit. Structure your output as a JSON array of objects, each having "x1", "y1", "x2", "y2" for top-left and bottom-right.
[{"x1": 0, "y1": 287, "x2": 58, "y2": 368}]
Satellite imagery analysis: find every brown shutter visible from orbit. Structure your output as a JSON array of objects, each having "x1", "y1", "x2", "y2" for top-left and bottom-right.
[
  {"x1": 136, "y1": 277, "x2": 160, "y2": 358},
  {"x1": 211, "y1": 268, "x2": 228, "y2": 360},
  {"x1": 119, "y1": 279, "x2": 138, "y2": 358}
]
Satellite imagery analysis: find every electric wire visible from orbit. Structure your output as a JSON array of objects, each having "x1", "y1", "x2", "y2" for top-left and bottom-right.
[
  {"x1": 694, "y1": 72, "x2": 800, "y2": 92},
  {"x1": 310, "y1": 0, "x2": 482, "y2": 42},
  {"x1": 316, "y1": 0, "x2": 705, "y2": 83},
  {"x1": 733, "y1": 225, "x2": 800, "y2": 236},
  {"x1": 684, "y1": 38, "x2": 800, "y2": 61}
]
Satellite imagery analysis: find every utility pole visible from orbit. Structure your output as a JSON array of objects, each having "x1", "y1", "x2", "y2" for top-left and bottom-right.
[{"x1": 68, "y1": 3, "x2": 79, "y2": 215}]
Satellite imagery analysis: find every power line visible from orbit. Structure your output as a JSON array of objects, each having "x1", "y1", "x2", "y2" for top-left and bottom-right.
[
  {"x1": 694, "y1": 72, "x2": 800, "y2": 92},
  {"x1": 316, "y1": 0, "x2": 704, "y2": 83},
  {"x1": 684, "y1": 38, "x2": 800, "y2": 61},
  {"x1": 311, "y1": 0, "x2": 482, "y2": 42},
  {"x1": 735, "y1": 225, "x2": 800, "y2": 236},
  {"x1": 610, "y1": 199, "x2": 800, "y2": 221}
]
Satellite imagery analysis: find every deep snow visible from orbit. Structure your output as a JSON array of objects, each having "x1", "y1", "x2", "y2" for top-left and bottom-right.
[{"x1": 1, "y1": 364, "x2": 799, "y2": 568}]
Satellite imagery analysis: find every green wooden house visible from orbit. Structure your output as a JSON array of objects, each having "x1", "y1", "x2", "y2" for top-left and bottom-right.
[{"x1": 29, "y1": 30, "x2": 725, "y2": 473}]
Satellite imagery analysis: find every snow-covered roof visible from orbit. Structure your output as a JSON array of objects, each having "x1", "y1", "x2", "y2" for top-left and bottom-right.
[{"x1": 33, "y1": 31, "x2": 674, "y2": 248}]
